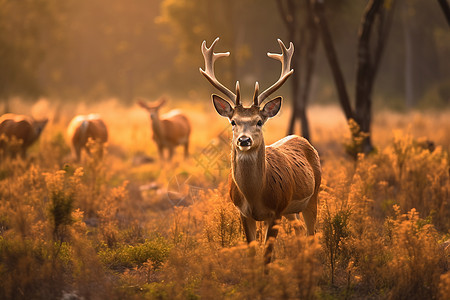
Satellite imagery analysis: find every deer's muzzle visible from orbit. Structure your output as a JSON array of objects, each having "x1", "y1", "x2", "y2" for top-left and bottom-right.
[{"x1": 237, "y1": 136, "x2": 252, "y2": 148}]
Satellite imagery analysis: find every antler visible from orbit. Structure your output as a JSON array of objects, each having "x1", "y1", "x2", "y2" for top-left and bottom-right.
[
  {"x1": 254, "y1": 39, "x2": 294, "y2": 106},
  {"x1": 200, "y1": 38, "x2": 241, "y2": 105}
]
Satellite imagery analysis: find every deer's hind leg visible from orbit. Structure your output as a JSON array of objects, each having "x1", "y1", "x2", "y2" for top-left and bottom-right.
[
  {"x1": 241, "y1": 215, "x2": 256, "y2": 243},
  {"x1": 302, "y1": 192, "x2": 318, "y2": 236},
  {"x1": 184, "y1": 140, "x2": 189, "y2": 159}
]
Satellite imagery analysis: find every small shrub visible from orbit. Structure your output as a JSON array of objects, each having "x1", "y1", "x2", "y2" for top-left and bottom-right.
[
  {"x1": 44, "y1": 168, "x2": 84, "y2": 242},
  {"x1": 0, "y1": 235, "x2": 67, "y2": 299},
  {"x1": 204, "y1": 194, "x2": 242, "y2": 248},
  {"x1": 344, "y1": 119, "x2": 371, "y2": 159},
  {"x1": 98, "y1": 237, "x2": 172, "y2": 272},
  {"x1": 386, "y1": 207, "x2": 446, "y2": 300},
  {"x1": 321, "y1": 207, "x2": 351, "y2": 285}
]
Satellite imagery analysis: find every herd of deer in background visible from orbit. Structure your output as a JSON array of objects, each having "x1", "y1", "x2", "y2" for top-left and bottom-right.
[
  {"x1": 0, "y1": 97, "x2": 191, "y2": 163},
  {"x1": 0, "y1": 38, "x2": 321, "y2": 264}
]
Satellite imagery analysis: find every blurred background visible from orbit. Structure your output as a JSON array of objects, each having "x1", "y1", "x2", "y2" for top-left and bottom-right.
[{"x1": 0, "y1": 0, "x2": 448, "y2": 110}]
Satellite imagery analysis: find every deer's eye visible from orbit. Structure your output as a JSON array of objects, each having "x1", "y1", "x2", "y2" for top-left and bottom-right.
[
  {"x1": 230, "y1": 120, "x2": 236, "y2": 126},
  {"x1": 257, "y1": 120, "x2": 263, "y2": 127}
]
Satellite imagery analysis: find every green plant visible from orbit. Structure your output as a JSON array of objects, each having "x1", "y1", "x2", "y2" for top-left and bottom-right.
[{"x1": 98, "y1": 237, "x2": 172, "y2": 272}]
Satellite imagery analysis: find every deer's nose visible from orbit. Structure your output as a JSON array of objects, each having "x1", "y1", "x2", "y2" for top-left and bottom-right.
[{"x1": 238, "y1": 136, "x2": 252, "y2": 147}]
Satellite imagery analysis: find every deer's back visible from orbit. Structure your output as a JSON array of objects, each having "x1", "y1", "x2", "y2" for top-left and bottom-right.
[
  {"x1": 160, "y1": 110, "x2": 191, "y2": 145},
  {"x1": 0, "y1": 114, "x2": 35, "y2": 147},
  {"x1": 67, "y1": 115, "x2": 108, "y2": 146},
  {"x1": 86, "y1": 119, "x2": 108, "y2": 142},
  {"x1": 264, "y1": 135, "x2": 321, "y2": 214}
]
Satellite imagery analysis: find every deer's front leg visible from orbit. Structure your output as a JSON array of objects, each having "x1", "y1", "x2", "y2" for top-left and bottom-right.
[
  {"x1": 264, "y1": 217, "x2": 280, "y2": 264},
  {"x1": 157, "y1": 144, "x2": 164, "y2": 161},
  {"x1": 241, "y1": 214, "x2": 256, "y2": 243},
  {"x1": 168, "y1": 147, "x2": 174, "y2": 161}
]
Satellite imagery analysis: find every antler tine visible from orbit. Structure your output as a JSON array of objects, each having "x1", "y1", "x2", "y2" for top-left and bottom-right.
[
  {"x1": 256, "y1": 39, "x2": 294, "y2": 106},
  {"x1": 200, "y1": 38, "x2": 240, "y2": 105},
  {"x1": 253, "y1": 82, "x2": 260, "y2": 106}
]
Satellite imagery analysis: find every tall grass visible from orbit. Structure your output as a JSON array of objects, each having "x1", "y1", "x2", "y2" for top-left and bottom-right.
[{"x1": 0, "y1": 99, "x2": 449, "y2": 299}]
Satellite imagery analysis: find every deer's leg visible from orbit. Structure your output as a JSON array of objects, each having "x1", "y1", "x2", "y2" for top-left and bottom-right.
[
  {"x1": 264, "y1": 218, "x2": 280, "y2": 264},
  {"x1": 285, "y1": 213, "x2": 302, "y2": 236},
  {"x1": 85, "y1": 144, "x2": 91, "y2": 156},
  {"x1": 302, "y1": 193, "x2": 318, "y2": 236},
  {"x1": 74, "y1": 146, "x2": 82, "y2": 162},
  {"x1": 184, "y1": 141, "x2": 189, "y2": 159},
  {"x1": 98, "y1": 143, "x2": 104, "y2": 159},
  {"x1": 241, "y1": 215, "x2": 256, "y2": 243},
  {"x1": 157, "y1": 144, "x2": 164, "y2": 161},
  {"x1": 20, "y1": 146, "x2": 26, "y2": 159},
  {"x1": 168, "y1": 147, "x2": 174, "y2": 161}
]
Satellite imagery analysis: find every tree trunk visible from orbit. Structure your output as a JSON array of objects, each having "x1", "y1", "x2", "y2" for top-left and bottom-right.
[
  {"x1": 355, "y1": 0, "x2": 383, "y2": 154},
  {"x1": 279, "y1": 0, "x2": 317, "y2": 140},
  {"x1": 298, "y1": 1, "x2": 319, "y2": 140},
  {"x1": 275, "y1": 0, "x2": 302, "y2": 136},
  {"x1": 403, "y1": 1, "x2": 415, "y2": 108},
  {"x1": 437, "y1": 0, "x2": 450, "y2": 27},
  {"x1": 355, "y1": 0, "x2": 394, "y2": 153},
  {"x1": 312, "y1": 0, "x2": 354, "y2": 121}
]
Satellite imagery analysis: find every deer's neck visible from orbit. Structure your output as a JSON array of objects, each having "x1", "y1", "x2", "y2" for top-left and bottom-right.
[
  {"x1": 231, "y1": 142, "x2": 266, "y2": 202},
  {"x1": 151, "y1": 116, "x2": 163, "y2": 138}
]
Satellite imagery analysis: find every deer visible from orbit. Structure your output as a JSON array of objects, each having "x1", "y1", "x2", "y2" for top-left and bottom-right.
[
  {"x1": 0, "y1": 113, "x2": 48, "y2": 159},
  {"x1": 66, "y1": 114, "x2": 108, "y2": 162},
  {"x1": 138, "y1": 97, "x2": 191, "y2": 161},
  {"x1": 200, "y1": 38, "x2": 321, "y2": 264}
]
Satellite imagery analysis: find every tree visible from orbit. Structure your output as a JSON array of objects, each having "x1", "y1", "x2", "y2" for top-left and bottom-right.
[
  {"x1": 312, "y1": 0, "x2": 396, "y2": 155},
  {"x1": 275, "y1": 0, "x2": 318, "y2": 141},
  {"x1": 157, "y1": 0, "x2": 245, "y2": 92},
  {"x1": 0, "y1": 0, "x2": 62, "y2": 104},
  {"x1": 437, "y1": 0, "x2": 450, "y2": 27}
]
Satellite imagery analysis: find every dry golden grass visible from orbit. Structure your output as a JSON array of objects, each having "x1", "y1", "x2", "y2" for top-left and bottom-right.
[{"x1": 0, "y1": 98, "x2": 449, "y2": 299}]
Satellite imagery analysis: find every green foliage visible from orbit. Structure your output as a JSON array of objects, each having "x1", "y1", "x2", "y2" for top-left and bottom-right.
[
  {"x1": 44, "y1": 169, "x2": 79, "y2": 241},
  {"x1": 0, "y1": 236, "x2": 67, "y2": 299},
  {"x1": 98, "y1": 237, "x2": 172, "y2": 272},
  {"x1": 0, "y1": 0, "x2": 448, "y2": 105},
  {"x1": 0, "y1": 0, "x2": 63, "y2": 98},
  {"x1": 48, "y1": 190, "x2": 74, "y2": 240},
  {"x1": 321, "y1": 208, "x2": 351, "y2": 284}
]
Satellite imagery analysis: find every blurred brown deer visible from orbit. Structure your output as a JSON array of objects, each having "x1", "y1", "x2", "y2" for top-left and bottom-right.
[
  {"x1": 200, "y1": 38, "x2": 322, "y2": 264},
  {"x1": 138, "y1": 97, "x2": 191, "y2": 161},
  {"x1": 66, "y1": 114, "x2": 108, "y2": 162},
  {"x1": 0, "y1": 113, "x2": 48, "y2": 159}
]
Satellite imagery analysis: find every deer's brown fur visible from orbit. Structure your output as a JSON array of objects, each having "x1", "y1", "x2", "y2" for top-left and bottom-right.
[
  {"x1": 138, "y1": 98, "x2": 191, "y2": 161},
  {"x1": 201, "y1": 38, "x2": 321, "y2": 264},
  {"x1": 0, "y1": 113, "x2": 48, "y2": 158},
  {"x1": 66, "y1": 114, "x2": 108, "y2": 161}
]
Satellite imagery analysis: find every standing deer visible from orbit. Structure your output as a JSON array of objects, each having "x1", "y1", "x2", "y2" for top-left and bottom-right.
[
  {"x1": 138, "y1": 97, "x2": 191, "y2": 161},
  {"x1": 66, "y1": 114, "x2": 108, "y2": 162},
  {"x1": 0, "y1": 113, "x2": 48, "y2": 158},
  {"x1": 200, "y1": 38, "x2": 321, "y2": 264}
]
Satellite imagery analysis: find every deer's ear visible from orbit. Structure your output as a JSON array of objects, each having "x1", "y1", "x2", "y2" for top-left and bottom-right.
[
  {"x1": 158, "y1": 97, "x2": 167, "y2": 108},
  {"x1": 137, "y1": 99, "x2": 150, "y2": 110},
  {"x1": 261, "y1": 96, "x2": 282, "y2": 118},
  {"x1": 212, "y1": 94, "x2": 233, "y2": 118}
]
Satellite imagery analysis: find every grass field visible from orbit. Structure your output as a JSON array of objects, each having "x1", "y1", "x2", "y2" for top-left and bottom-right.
[{"x1": 0, "y1": 98, "x2": 449, "y2": 299}]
